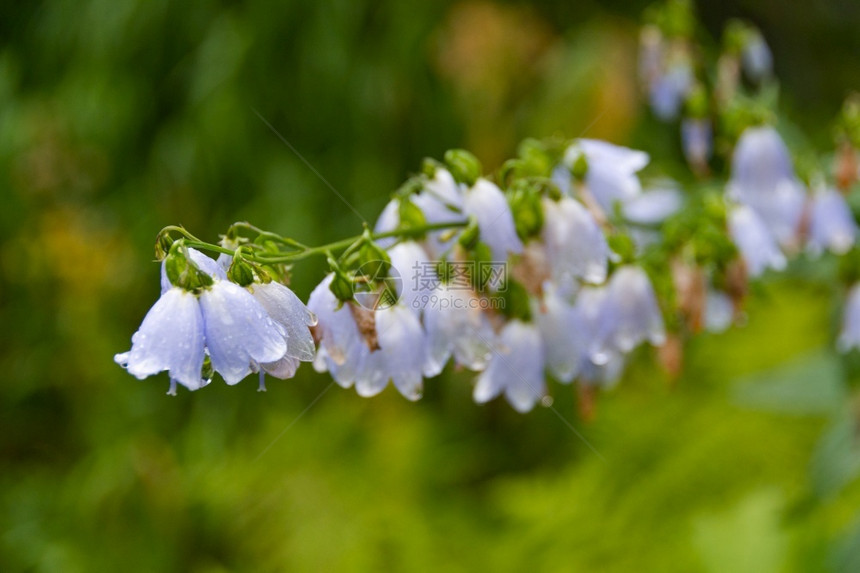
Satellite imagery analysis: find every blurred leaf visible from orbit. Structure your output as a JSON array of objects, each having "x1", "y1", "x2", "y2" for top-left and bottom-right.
[
  {"x1": 733, "y1": 349, "x2": 846, "y2": 415},
  {"x1": 811, "y1": 407, "x2": 860, "y2": 498}
]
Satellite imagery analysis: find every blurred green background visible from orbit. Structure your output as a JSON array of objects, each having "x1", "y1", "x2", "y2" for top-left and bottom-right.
[{"x1": 2, "y1": 0, "x2": 860, "y2": 571}]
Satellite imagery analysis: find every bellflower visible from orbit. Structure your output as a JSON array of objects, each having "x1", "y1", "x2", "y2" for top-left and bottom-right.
[
  {"x1": 535, "y1": 282, "x2": 585, "y2": 383},
  {"x1": 357, "y1": 304, "x2": 426, "y2": 400},
  {"x1": 541, "y1": 196, "x2": 609, "y2": 285},
  {"x1": 115, "y1": 287, "x2": 206, "y2": 392},
  {"x1": 807, "y1": 188, "x2": 857, "y2": 255},
  {"x1": 473, "y1": 320, "x2": 546, "y2": 413},
  {"x1": 575, "y1": 286, "x2": 626, "y2": 387},
  {"x1": 728, "y1": 204, "x2": 786, "y2": 277},
  {"x1": 681, "y1": 119, "x2": 713, "y2": 167},
  {"x1": 589, "y1": 266, "x2": 666, "y2": 365},
  {"x1": 249, "y1": 281, "x2": 318, "y2": 384},
  {"x1": 729, "y1": 126, "x2": 805, "y2": 246},
  {"x1": 838, "y1": 284, "x2": 860, "y2": 352},
  {"x1": 198, "y1": 280, "x2": 288, "y2": 385},
  {"x1": 649, "y1": 63, "x2": 693, "y2": 121},
  {"x1": 387, "y1": 240, "x2": 434, "y2": 314},
  {"x1": 422, "y1": 284, "x2": 494, "y2": 376},
  {"x1": 622, "y1": 186, "x2": 683, "y2": 225},
  {"x1": 308, "y1": 275, "x2": 371, "y2": 388},
  {"x1": 565, "y1": 139, "x2": 649, "y2": 214},
  {"x1": 462, "y1": 178, "x2": 523, "y2": 261},
  {"x1": 742, "y1": 34, "x2": 772, "y2": 82}
]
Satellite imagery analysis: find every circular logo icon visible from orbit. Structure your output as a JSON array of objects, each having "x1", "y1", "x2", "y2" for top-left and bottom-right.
[{"x1": 352, "y1": 259, "x2": 402, "y2": 310}]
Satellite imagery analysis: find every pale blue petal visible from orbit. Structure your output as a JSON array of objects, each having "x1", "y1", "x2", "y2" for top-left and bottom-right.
[
  {"x1": 535, "y1": 284, "x2": 585, "y2": 383},
  {"x1": 463, "y1": 179, "x2": 523, "y2": 261},
  {"x1": 251, "y1": 281, "x2": 317, "y2": 361},
  {"x1": 200, "y1": 281, "x2": 287, "y2": 385},
  {"x1": 729, "y1": 205, "x2": 786, "y2": 277},
  {"x1": 387, "y1": 241, "x2": 434, "y2": 314},
  {"x1": 118, "y1": 288, "x2": 205, "y2": 390},
  {"x1": 160, "y1": 248, "x2": 227, "y2": 293},
  {"x1": 542, "y1": 197, "x2": 609, "y2": 284},
  {"x1": 808, "y1": 188, "x2": 856, "y2": 255},
  {"x1": 373, "y1": 305, "x2": 426, "y2": 400}
]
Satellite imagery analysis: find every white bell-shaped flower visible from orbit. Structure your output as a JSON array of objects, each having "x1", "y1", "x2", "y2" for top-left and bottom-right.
[
  {"x1": 357, "y1": 304, "x2": 426, "y2": 401},
  {"x1": 198, "y1": 280, "x2": 288, "y2": 385},
  {"x1": 473, "y1": 320, "x2": 546, "y2": 413},
  {"x1": 728, "y1": 204, "x2": 786, "y2": 277},
  {"x1": 729, "y1": 126, "x2": 805, "y2": 246},
  {"x1": 534, "y1": 282, "x2": 586, "y2": 383},
  {"x1": 422, "y1": 284, "x2": 494, "y2": 376},
  {"x1": 589, "y1": 266, "x2": 666, "y2": 365},
  {"x1": 249, "y1": 281, "x2": 318, "y2": 381},
  {"x1": 462, "y1": 178, "x2": 523, "y2": 261},
  {"x1": 115, "y1": 287, "x2": 206, "y2": 392},
  {"x1": 807, "y1": 188, "x2": 857, "y2": 255},
  {"x1": 541, "y1": 196, "x2": 609, "y2": 285},
  {"x1": 565, "y1": 139, "x2": 649, "y2": 214}
]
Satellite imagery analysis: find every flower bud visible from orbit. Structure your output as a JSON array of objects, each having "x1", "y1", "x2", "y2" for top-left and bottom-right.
[
  {"x1": 164, "y1": 242, "x2": 214, "y2": 291},
  {"x1": 398, "y1": 198, "x2": 427, "y2": 232},
  {"x1": 508, "y1": 181, "x2": 545, "y2": 240},
  {"x1": 228, "y1": 256, "x2": 256, "y2": 287},
  {"x1": 326, "y1": 257, "x2": 355, "y2": 303},
  {"x1": 444, "y1": 149, "x2": 482, "y2": 186},
  {"x1": 358, "y1": 239, "x2": 392, "y2": 280},
  {"x1": 155, "y1": 232, "x2": 175, "y2": 261},
  {"x1": 571, "y1": 152, "x2": 589, "y2": 180}
]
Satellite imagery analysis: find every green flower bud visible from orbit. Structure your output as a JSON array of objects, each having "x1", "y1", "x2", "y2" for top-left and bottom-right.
[
  {"x1": 358, "y1": 240, "x2": 392, "y2": 281},
  {"x1": 444, "y1": 149, "x2": 482, "y2": 186},
  {"x1": 327, "y1": 257, "x2": 355, "y2": 303},
  {"x1": 228, "y1": 257, "x2": 256, "y2": 287},
  {"x1": 155, "y1": 232, "x2": 175, "y2": 261},
  {"x1": 508, "y1": 181, "x2": 545, "y2": 240},
  {"x1": 458, "y1": 218, "x2": 481, "y2": 251},
  {"x1": 421, "y1": 158, "x2": 444, "y2": 179},
  {"x1": 571, "y1": 152, "x2": 589, "y2": 180},
  {"x1": 164, "y1": 242, "x2": 214, "y2": 292}
]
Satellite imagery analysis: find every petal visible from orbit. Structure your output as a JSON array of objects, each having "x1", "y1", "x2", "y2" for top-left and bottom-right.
[
  {"x1": 160, "y1": 248, "x2": 227, "y2": 293},
  {"x1": 535, "y1": 285, "x2": 585, "y2": 383},
  {"x1": 200, "y1": 281, "x2": 287, "y2": 385},
  {"x1": 728, "y1": 205, "x2": 786, "y2": 277},
  {"x1": 373, "y1": 305, "x2": 426, "y2": 400},
  {"x1": 251, "y1": 282, "x2": 317, "y2": 361},
  {"x1": 463, "y1": 179, "x2": 523, "y2": 261},
  {"x1": 542, "y1": 197, "x2": 609, "y2": 285},
  {"x1": 623, "y1": 187, "x2": 683, "y2": 225},
  {"x1": 387, "y1": 241, "x2": 434, "y2": 314},
  {"x1": 119, "y1": 288, "x2": 206, "y2": 390}
]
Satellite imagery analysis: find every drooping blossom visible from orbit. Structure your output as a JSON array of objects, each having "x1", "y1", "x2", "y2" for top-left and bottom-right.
[
  {"x1": 589, "y1": 266, "x2": 666, "y2": 365},
  {"x1": 308, "y1": 275, "x2": 426, "y2": 400},
  {"x1": 561, "y1": 139, "x2": 650, "y2": 215},
  {"x1": 728, "y1": 204, "x2": 786, "y2": 277},
  {"x1": 249, "y1": 281, "x2": 318, "y2": 386},
  {"x1": 728, "y1": 126, "x2": 805, "y2": 246},
  {"x1": 534, "y1": 282, "x2": 586, "y2": 383},
  {"x1": 462, "y1": 178, "x2": 523, "y2": 261},
  {"x1": 807, "y1": 188, "x2": 857, "y2": 255},
  {"x1": 541, "y1": 196, "x2": 609, "y2": 285},
  {"x1": 422, "y1": 284, "x2": 494, "y2": 376},
  {"x1": 473, "y1": 320, "x2": 546, "y2": 413}
]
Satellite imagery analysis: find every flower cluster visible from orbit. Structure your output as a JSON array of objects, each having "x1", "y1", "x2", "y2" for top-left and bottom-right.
[{"x1": 116, "y1": 0, "x2": 860, "y2": 417}]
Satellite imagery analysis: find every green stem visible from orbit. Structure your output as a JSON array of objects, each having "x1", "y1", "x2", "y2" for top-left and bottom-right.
[{"x1": 177, "y1": 220, "x2": 469, "y2": 264}]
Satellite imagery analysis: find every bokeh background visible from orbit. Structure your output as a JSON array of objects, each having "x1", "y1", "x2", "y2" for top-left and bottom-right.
[{"x1": 3, "y1": 0, "x2": 860, "y2": 571}]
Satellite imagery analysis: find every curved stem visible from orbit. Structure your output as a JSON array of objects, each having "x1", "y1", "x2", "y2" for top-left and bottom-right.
[{"x1": 179, "y1": 220, "x2": 469, "y2": 264}]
